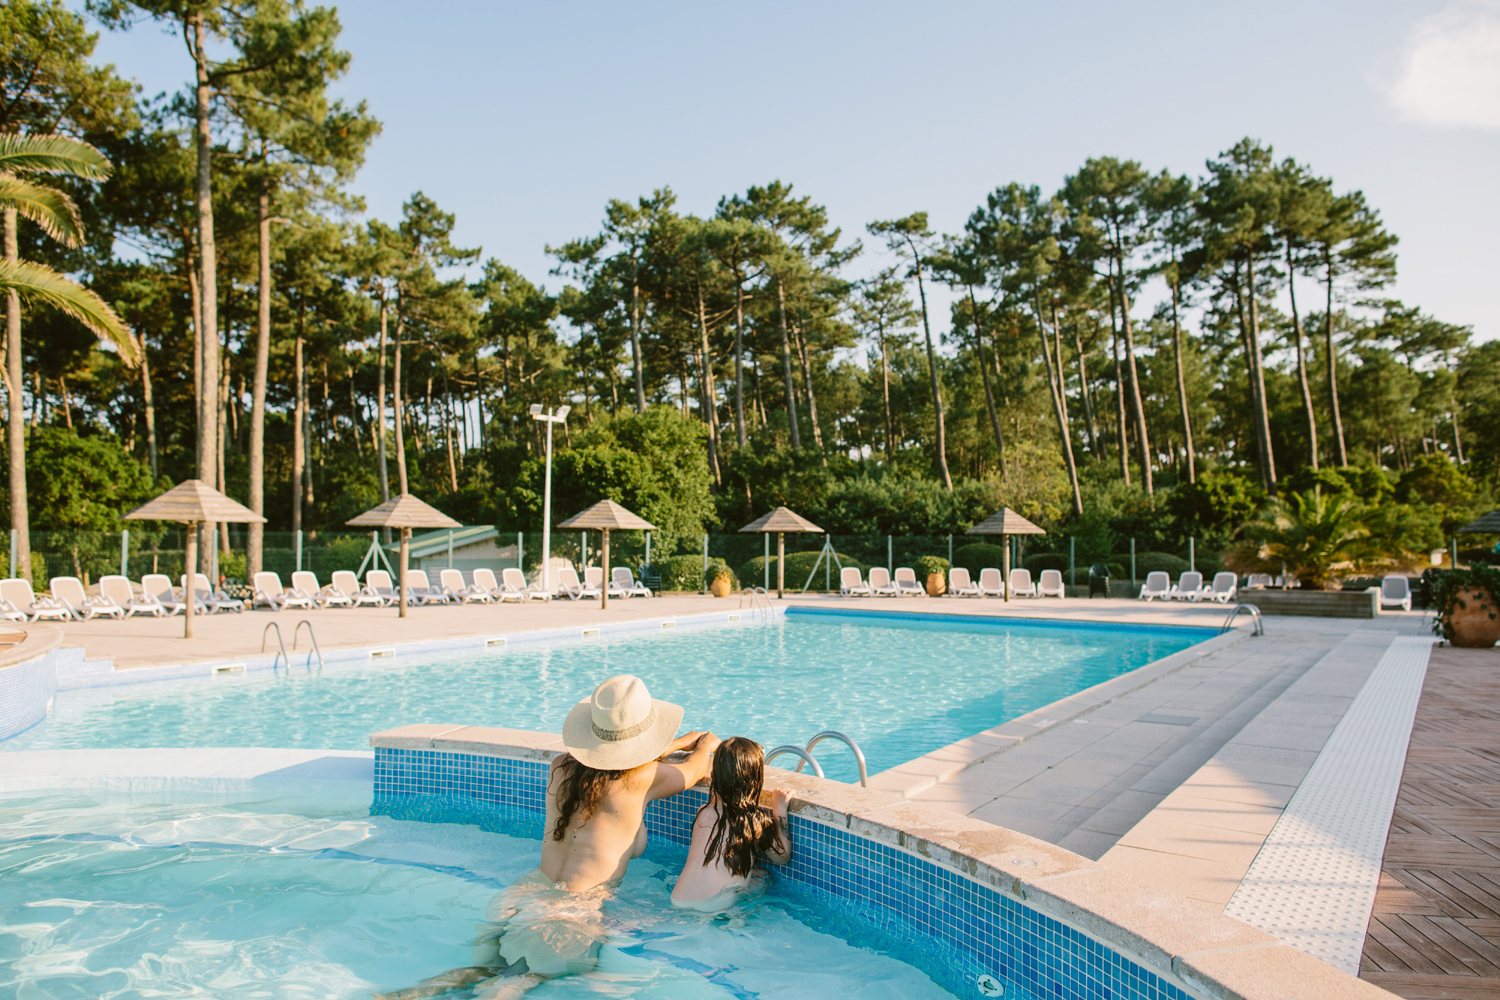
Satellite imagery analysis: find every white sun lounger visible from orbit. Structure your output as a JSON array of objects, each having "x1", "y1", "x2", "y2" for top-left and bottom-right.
[
  {"x1": 404, "y1": 570, "x2": 452, "y2": 605},
  {"x1": 140, "y1": 573, "x2": 200, "y2": 615},
  {"x1": 1139, "y1": 571, "x2": 1171, "y2": 601},
  {"x1": 1, "y1": 578, "x2": 75, "y2": 621},
  {"x1": 947, "y1": 567, "x2": 981, "y2": 597},
  {"x1": 867, "y1": 566, "x2": 899, "y2": 597},
  {"x1": 439, "y1": 568, "x2": 492, "y2": 604},
  {"x1": 0, "y1": 594, "x2": 25, "y2": 621},
  {"x1": 840, "y1": 566, "x2": 872, "y2": 597},
  {"x1": 1008, "y1": 568, "x2": 1037, "y2": 598},
  {"x1": 611, "y1": 567, "x2": 651, "y2": 599},
  {"x1": 1380, "y1": 575, "x2": 1412, "y2": 612},
  {"x1": 1208, "y1": 572, "x2": 1238, "y2": 604},
  {"x1": 1038, "y1": 569, "x2": 1065, "y2": 598},
  {"x1": 977, "y1": 568, "x2": 1004, "y2": 597},
  {"x1": 364, "y1": 570, "x2": 399, "y2": 606},
  {"x1": 185, "y1": 573, "x2": 245, "y2": 613},
  {"x1": 291, "y1": 570, "x2": 349, "y2": 609},
  {"x1": 50, "y1": 575, "x2": 126, "y2": 620},
  {"x1": 473, "y1": 567, "x2": 506, "y2": 602},
  {"x1": 503, "y1": 567, "x2": 551, "y2": 602},
  {"x1": 1245, "y1": 573, "x2": 1272, "y2": 590},
  {"x1": 893, "y1": 567, "x2": 926, "y2": 597},
  {"x1": 100, "y1": 575, "x2": 164, "y2": 617},
  {"x1": 253, "y1": 571, "x2": 313, "y2": 611},
  {"x1": 553, "y1": 567, "x2": 598, "y2": 601},
  {"x1": 1169, "y1": 571, "x2": 1205, "y2": 602},
  {"x1": 329, "y1": 570, "x2": 382, "y2": 608}
]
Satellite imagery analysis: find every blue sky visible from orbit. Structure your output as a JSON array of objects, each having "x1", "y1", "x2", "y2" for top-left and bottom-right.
[{"x1": 91, "y1": 1, "x2": 1499, "y2": 344}]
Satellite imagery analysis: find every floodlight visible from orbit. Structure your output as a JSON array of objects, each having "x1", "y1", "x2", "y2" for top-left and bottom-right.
[
  {"x1": 529, "y1": 403, "x2": 544, "y2": 417},
  {"x1": 557, "y1": 405, "x2": 571, "y2": 420}
]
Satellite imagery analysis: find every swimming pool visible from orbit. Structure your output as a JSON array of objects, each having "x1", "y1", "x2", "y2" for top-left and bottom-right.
[
  {"x1": 0, "y1": 782, "x2": 958, "y2": 999},
  {"x1": 3, "y1": 611, "x2": 1207, "y2": 782}
]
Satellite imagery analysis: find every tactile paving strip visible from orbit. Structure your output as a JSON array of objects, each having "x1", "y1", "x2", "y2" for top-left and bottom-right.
[{"x1": 1224, "y1": 635, "x2": 1434, "y2": 974}]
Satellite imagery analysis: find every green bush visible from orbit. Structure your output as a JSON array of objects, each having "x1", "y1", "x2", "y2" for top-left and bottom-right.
[
  {"x1": 1022, "y1": 552, "x2": 1069, "y2": 575},
  {"x1": 657, "y1": 554, "x2": 707, "y2": 592},
  {"x1": 738, "y1": 551, "x2": 864, "y2": 591},
  {"x1": 952, "y1": 543, "x2": 1006, "y2": 575},
  {"x1": 1136, "y1": 551, "x2": 1189, "y2": 576}
]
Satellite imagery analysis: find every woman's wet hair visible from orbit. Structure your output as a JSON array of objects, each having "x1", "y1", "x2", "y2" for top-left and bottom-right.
[
  {"x1": 702, "y1": 737, "x2": 780, "y2": 877},
  {"x1": 550, "y1": 754, "x2": 631, "y2": 841}
]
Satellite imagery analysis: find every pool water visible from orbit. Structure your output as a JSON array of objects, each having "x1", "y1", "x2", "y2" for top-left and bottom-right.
[
  {"x1": 6, "y1": 613, "x2": 1205, "y2": 782},
  {"x1": 0, "y1": 787, "x2": 956, "y2": 999}
]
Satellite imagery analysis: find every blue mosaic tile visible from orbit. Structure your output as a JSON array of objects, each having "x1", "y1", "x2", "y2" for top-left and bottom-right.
[
  {"x1": 0, "y1": 646, "x2": 58, "y2": 740},
  {"x1": 372, "y1": 747, "x2": 1193, "y2": 1000}
]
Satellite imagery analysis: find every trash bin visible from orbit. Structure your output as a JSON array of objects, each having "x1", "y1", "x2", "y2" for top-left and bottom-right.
[{"x1": 1088, "y1": 563, "x2": 1111, "y2": 599}]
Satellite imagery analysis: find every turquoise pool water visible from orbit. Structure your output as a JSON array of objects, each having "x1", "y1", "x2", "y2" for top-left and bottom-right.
[
  {"x1": 5, "y1": 611, "x2": 1206, "y2": 782},
  {"x1": 0, "y1": 786, "x2": 957, "y2": 998}
]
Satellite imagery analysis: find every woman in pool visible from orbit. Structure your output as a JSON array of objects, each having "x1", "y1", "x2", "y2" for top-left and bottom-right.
[
  {"x1": 670, "y1": 737, "x2": 792, "y2": 913},
  {"x1": 379, "y1": 674, "x2": 718, "y2": 999}
]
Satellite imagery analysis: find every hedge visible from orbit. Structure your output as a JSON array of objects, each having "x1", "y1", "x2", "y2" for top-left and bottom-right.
[
  {"x1": 1022, "y1": 552, "x2": 1069, "y2": 575},
  {"x1": 656, "y1": 554, "x2": 708, "y2": 592},
  {"x1": 1136, "y1": 551, "x2": 1189, "y2": 575},
  {"x1": 952, "y1": 543, "x2": 1006, "y2": 576},
  {"x1": 739, "y1": 551, "x2": 865, "y2": 591}
]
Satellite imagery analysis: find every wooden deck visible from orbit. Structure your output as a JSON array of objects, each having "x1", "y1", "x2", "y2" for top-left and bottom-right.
[{"x1": 1360, "y1": 646, "x2": 1500, "y2": 1000}]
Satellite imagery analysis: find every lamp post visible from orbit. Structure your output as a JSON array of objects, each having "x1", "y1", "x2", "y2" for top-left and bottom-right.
[{"x1": 530, "y1": 403, "x2": 571, "y2": 594}]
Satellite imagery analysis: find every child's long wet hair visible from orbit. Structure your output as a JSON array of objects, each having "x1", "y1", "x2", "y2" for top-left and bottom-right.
[{"x1": 701, "y1": 737, "x2": 780, "y2": 877}]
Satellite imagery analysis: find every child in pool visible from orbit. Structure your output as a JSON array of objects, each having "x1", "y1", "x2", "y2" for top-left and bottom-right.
[{"x1": 671, "y1": 736, "x2": 793, "y2": 912}]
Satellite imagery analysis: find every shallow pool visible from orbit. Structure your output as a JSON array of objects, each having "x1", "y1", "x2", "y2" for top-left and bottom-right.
[
  {"x1": 6, "y1": 611, "x2": 1206, "y2": 781},
  {"x1": 0, "y1": 786, "x2": 957, "y2": 999}
]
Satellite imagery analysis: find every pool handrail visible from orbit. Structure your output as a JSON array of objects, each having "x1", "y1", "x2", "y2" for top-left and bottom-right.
[
  {"x1": 260, "y1": 621, "x2": 288, "y2": 670},
  {"x1": 292, "y1": 619, "x2": 323, "y2": 671},
  {"x1": 1220, "y1": 602, "x2": 1264, "y2": 636},
  {"x1": 794, "y1": 730, "x2": 869, "y2": 787},
  {"x1": 765, "y1": 744, "x2": 824, "y2": 778}
]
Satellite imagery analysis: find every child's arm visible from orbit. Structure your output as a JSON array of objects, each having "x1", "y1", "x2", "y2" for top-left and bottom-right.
[{"x1": 764, "y1": 788, "x2": 793, "y2": 865}]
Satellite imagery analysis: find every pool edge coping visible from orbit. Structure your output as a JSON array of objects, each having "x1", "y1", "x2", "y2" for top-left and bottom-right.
[{"x1": 367, "y1": 726, "x2": 1396, "y2": 1000}]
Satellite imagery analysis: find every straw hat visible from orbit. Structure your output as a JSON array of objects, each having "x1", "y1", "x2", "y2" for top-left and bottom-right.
[{"x1": 563, "y1": 675, "x2": 685, "y2": 771}]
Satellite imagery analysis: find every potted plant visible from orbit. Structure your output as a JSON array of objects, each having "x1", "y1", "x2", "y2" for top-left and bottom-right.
[
  {"x1": 1427, "y1": 564, "x2": 1500, "y2": 647},
  {"x1": 916, "y1": 555, "x2": 949, "y2": 597},
  {"x1": 706, "y1": 563, "x2": 737, "y2": 598}
]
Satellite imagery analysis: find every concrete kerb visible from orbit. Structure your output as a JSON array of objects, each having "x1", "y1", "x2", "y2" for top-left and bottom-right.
[
  {"x1": 370, "y1": 724, "x2": 1396, "y2": 1000},
  {"x1": 868, "y1": 624, "x2": 1256, "y2": 798}
]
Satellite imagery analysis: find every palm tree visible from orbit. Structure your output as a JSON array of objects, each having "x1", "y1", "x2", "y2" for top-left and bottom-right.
[
  {"x1": 1, "y1": 133, "x2": 135, "y2": 582},
  {"x1": 1242, "y1": 490, "x2": 1370, "y2": 590}
]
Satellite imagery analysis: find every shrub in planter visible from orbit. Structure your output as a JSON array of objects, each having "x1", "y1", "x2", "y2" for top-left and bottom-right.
[
  {"x1": 1427, "y1": 564, "x2": 1500, "y2": 647},
  {"x1": 915, "y1": 555, "x2": 950, "y2": 595},
  {"x1": 705, "y1": 562, "x2": 738, "y2": 597}
]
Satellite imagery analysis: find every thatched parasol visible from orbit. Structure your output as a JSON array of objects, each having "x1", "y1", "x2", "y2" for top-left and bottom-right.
[
  {"x1": 123, "y1": 480, "x2": 266, "y2": 638},
  {"x1": 347, "y1": 495, "x2": 460, "y2": 616},
  {"x1": 740, "y1": 507, "x2": 823, "y2": 599},
  {"x1": 1457, "y1": 510, "x2": 1500, "y2": 534},
  {"x1": 557, "y1": 500, "x2": 657, "y2": 609},
  {"x1": 966, "y1": 507, "x2": 1047, "y2": 602}
]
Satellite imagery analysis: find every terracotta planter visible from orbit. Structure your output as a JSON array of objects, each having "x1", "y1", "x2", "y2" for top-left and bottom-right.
[
  {"x1": 709, "y1": 576, "x2": 733, "y2": 598},
  {"x1": 926, "y1": 572, "x2": 946, "y2": 597},
  {"x1": 1447, "y1": 587, "x2": 1500, "y2": 648}
]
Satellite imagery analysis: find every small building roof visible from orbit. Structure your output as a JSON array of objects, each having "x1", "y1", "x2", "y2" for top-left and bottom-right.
[
  {"x1": 557, "y1": 499, "x2": 656, "y2": 531},
  {"x1": 739, "y1": 506, "x2": 823, "y2": 534},
  {"x1": 966, "y1": 507, "x2": 1046, "y2": 536},
  {"x1": 1457, "y1": 510, "x2": 1500, "y2": 534},
  {"x1": 387, "y1": 524, "x2": 499, "y2": 559},
  {"x1": 346, "y1": 494, "x2": 461, "y2": 530},
  {"x1": 123, "y1": 479, "x2": 266, "y2": 524}
]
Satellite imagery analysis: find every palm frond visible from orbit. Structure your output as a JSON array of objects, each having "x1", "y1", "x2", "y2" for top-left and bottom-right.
[
  {"x1": 0, "y1": 259, "x2": 136, "y2": 363},
  {"x1": 0, "y1": 134, "x2": 111, "y2": 180},
  {"x1": 0, "y1": 174, "x2": 84, "y2": 246}
]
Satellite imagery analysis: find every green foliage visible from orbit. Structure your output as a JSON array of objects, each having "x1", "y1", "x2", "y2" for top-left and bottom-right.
[
  {"x1": 953, "y1": 542, "x2": 1006, "y2": 575},
  {"x1": 1164, "y1": 469, "x2": 1261, "y2": 543},
  {"x1": 1022, "y1": 552, "x2": 1069, "y2": 574},
  {"x1": 1239, "y1": 490, "x2": 1372, "y2": 589},
  {"x1": 1136, "y1": 551, "x2": 1189, "y2": 575},
  {"x1": 705, "y1": 562, "x2": 737, "y2": 590},
  {"x1": 656, "y1": 554, "x2": 706, "y2": 592},
  {"x1": 1425, "y1": 564, "x2": 1500, "y2": 641},
  {"x1": 914, "y1": 554, "x2": 949, "y2": 580},
  {"x1": 10, "y1": 429, "x2": 158, "y2": 531},
  {"x1": 738, "y1": 551, "x2": 864, "y2": 591}
]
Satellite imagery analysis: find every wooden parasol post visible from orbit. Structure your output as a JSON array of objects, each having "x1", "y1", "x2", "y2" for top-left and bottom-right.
[
  {"x1": 738, "y1": 507, "x2": 823, "y2": 602},
  {"x1": 399, "y1": 527, "x2": 411, "y2": 618},
  {"x1": 1002, "y1": 533, "x2": 1010, "y2": 603},
  {"x1": 556, "y1": 501, "x2": 656, "y2": 611},
  {"x1": 601, "y1": 528, "x2": 611, "y2": 609},
  {"x1": 777, "y1": 532, "x2": 785, "y2": 599},
  {"x1": 183, "y1": 521, "x2": 198, "y2": 637},
  {"x1": 965, "y1": 507, "x2": 1047, "y2": 606},
  {"x1": 345, "y1": 494, "x2": 460, "y2": 618}
]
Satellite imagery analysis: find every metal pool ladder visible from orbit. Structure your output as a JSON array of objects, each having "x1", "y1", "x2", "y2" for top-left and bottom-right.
[
  {"x1": 261, "y1": 621, "x2": 288, "y2": 670},
  {"x1": 739, "y1": 586, "x2": 771, "y2": 621},
  {"x1": 1221, "y1": 603, "x2": 1264, "y2": 636},
  {"x1": 767, "y1": 730, "x2": 869, "y2": 787},
  {"x1": 293, "y1": 620, "x2": 324, "y2": 670}
]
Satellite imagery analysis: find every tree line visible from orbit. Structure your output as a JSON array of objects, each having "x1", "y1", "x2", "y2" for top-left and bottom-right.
[{"x1": 2, "y1": 0, "x2": 1492, "y2": 584}]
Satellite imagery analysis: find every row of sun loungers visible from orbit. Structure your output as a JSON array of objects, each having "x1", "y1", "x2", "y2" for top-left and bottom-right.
[
  {"x1": 1137, "y1": 571, "x2": 1239, "y2": 603},
  {"x1": 0, "y1": 566, "x2": 656, "y2": 622},
  {"x1": 837, "y1": 566, "x2": 1068, "y2": 599}
]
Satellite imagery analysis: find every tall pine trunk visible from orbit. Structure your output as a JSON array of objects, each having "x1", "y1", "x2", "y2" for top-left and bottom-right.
[
  {"x1": 733, "y1": 279, "x2": 746, "y2": 446},
  {"x1": 1286, "y1": 242, "x2": 1318, "y2": 470},
  {"x1": 1169, "y1": 278, "x2": 1195, "y2": 482},
  {"x1": 969, "y1": 286, "x2": 1005, "y2": 474},
  {"x1": 291, "y1": 324, "x2": 304, "y2": 535},
  {"x1": 393, "y1": 307, "x2": 408, "y2": 494},
  {"x1": 776, "y1": 279, "x2": 800, "y2": 450},
  {"x1": 1234, "y1": 260, "x2": 1274, "y2": 491},
  {"x1": 696, "y1": 282, "x2": 722, "y2": 483},
  {"x1": 1036, "y1": 298, "x2": 1083, "y2": 515},
  {"x1": 910, "y1": 246, "x2": 952, "y2": 491},
  {"x1": 1246, "y1": 253, "x2": 1277, "y2": 489},
  {"x1": 1323, "y1": 253, "x2": 1348, "y2": 466},
  {"x1": 191, "y1": 14, "x2": 219, "y2": 575},
  {"x1": 5, "y1": 207, "x2": 28, "y2": 582},
  {"x1": 138, "y1": 331, "x2": 157, "y2": 478},
  {"x1": 629, "y1": 257, "x2": 646, "y2": 411},
  {"x1": 878, "y1": 323, "x2": 894, "y2": 462},
  {"x1": 249, "y1": 186, "x2": 271, "y2": 574},
  {"x1": 1112, "y1": 256, "x2": 1153, "y2": 493},
  {"x1": 1072, "y1": 321, "x2": 1101, "y2": 461},
  {"x1": 376, "y1": 296, "x2": 390, "y2": 500},
  {"x1": 1108, "y1": 283, "x2": 1131, "y2": 485},
  {"x1": 795, "y1": 324, "x2": 827, "y2": 466}
]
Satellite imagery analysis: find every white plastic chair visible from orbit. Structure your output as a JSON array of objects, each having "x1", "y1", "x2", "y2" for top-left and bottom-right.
[
  {"x1": 1038, "y1": 569, "x2": 1065, "y2": 598},
  {"x1": 330, "y1": 570, "x2": 382, "y2": 607},
  {"x1": 1380, "y1": 575, "x2": 1412, "y2": 612},
  {"x1": 254, "y1": 571, "x2": 312, "y2": 611},
  {"x1": 840, "y1": 566, "x2": 871, "y2": 597},
  {"x1": 0, "y1": 595, "x2": 25, "y2": 621},
  {"x1": 99, "y1": 575, "x2": 162, "y2": 617},
  {"x1": 1246, "y1": 573, "x2": 1272, "y2": 590},
  {"x1": 611, "y1": 567, "x2": 651, "y2": 599},
  {"x1": 439, "y1": 568, "x2": 491, "y2": 604},
  {"x1": 185, "y1": 573, "x2": 244, "y2": 613},
  {"x1": 405, "y1": 570, "x2": 450, "y2": 605},
  {"x1": 361, "y1": 569, "x2": 395, "y2": 606},
  {"x1": 141, "y1": 573, "x2": 196, "y2": 615},
  {"x1": 503, "y1": 567, "x2": 551, "y2": 603},
  {"x1": 1008, "y1": 568, "x2": 1037, "y2": 598},
  {"x1": 50, "y1": 576, "x2": 124, "y2": 620},
  {"x1": 1208, "y1": 572, "x2": 1238, "y2": 604},
  {"x1": 2, "y1": 578, "x2": 75, "y2": 621},
  {"x1": 977, "y1": 568, "x2": 1004, "y2": 597},
  {"x1": 553, "y1": 567, "x2": 598, "y2": 601},
  {"x1": 1169, "y1": 571, "x2": 1205, "y2": 602},
  {"x1": 893, "y1": 567, "x2": 926, "y2": 597},
  {"x1": 1139, "y1": 571, "x2": 1171, "y2": 601},
  {"x1": 867, "y1": 567, "x2": 899, "y2": 597},
  {"x1": 948, "y1": 567, "x2": 981, "y2": 597},
  {"x1": 291, "y1": 570, "x2": 347, "y2": 608}
]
